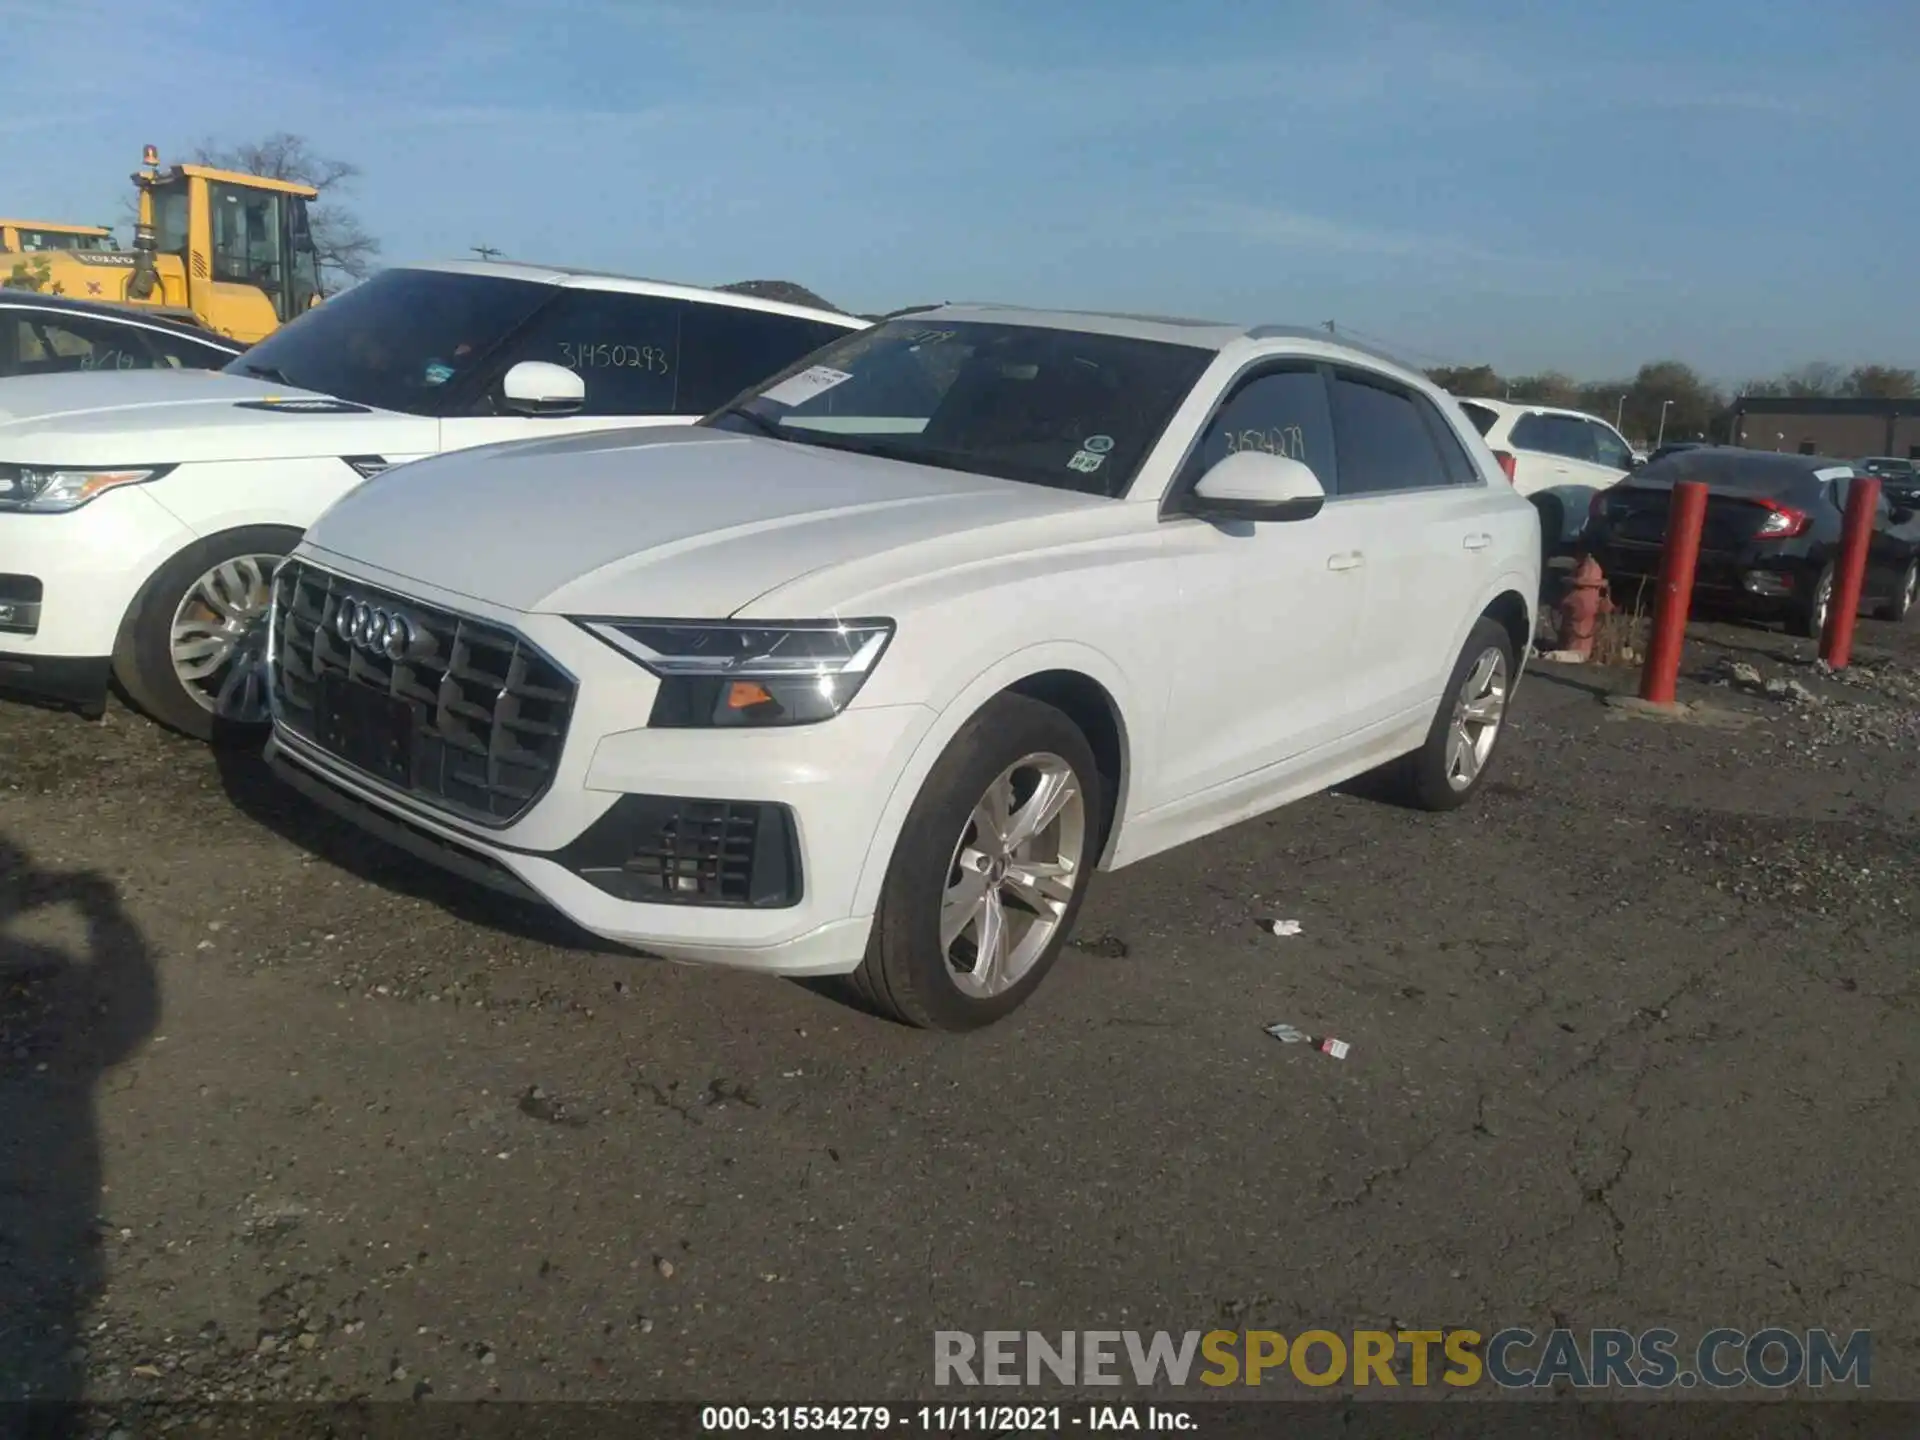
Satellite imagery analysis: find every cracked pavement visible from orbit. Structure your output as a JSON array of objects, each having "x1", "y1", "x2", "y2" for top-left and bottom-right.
[{"x1": 2, "y1": 612, "x2": 1917, "y2": 1404}]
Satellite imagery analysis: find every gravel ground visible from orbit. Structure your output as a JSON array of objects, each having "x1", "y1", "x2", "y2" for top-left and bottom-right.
[{"x1": 3, "y1": 610, "x2": 1919, "y2": 1410}]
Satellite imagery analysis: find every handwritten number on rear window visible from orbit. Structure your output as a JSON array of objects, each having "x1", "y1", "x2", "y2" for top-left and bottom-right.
[
  {"x1": 559, "y1": 342, "x2": 671, "y2": 374},
  {"x1": 1224, "y1": 426, "x2": 1306, "y2": 460}
]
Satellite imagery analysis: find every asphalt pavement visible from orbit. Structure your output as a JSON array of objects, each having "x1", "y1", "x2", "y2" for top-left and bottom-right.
[{"x1": 3, "y1": 614, "x2": 1917, "y2": 1406}]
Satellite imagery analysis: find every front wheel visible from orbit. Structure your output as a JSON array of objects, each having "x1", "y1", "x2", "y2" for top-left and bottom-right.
[
  {"x1": 850, "y1": 693, "x2": 1101, "y2": 1031},
  {"x1": 112, "y1": 525, "x2": 301, "y2": 742},
  {"x1": 1874, "y1": 558, "x2": 1918, "y2": 622}
]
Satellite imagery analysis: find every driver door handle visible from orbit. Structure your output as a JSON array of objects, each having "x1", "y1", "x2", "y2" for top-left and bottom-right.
[
  {"x1": 1327, "y1": 551, "x2": 1364, "y2": 572},
  {"x1": 1463, "y1": 533, "x2": 1492, "y2": 551}
]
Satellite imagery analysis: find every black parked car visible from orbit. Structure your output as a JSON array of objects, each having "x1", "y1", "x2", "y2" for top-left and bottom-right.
[
  {"x1": 1644, "y1": 440, "x2": 1715, "y2": 466},
  {"x1": 1853, "y1": 456, "x2": 1920, "y2": 508},
  {"x1": 1584, "y1": 449, "x2": 1920, "y2": 635},
  {"x1": 0, "y1": 292, "x2": 242, "y2": 379}
]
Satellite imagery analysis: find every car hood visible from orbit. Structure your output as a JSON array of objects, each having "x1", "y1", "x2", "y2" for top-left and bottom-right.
[
  {"x1": 0, "y1": 368, "x2": 433, "y2": 462},
  {"x1": 300, "y1": 426, "x2": 1115, "y2": 618}
]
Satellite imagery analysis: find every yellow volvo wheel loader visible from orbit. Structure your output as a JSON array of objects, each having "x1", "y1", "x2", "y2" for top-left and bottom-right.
[
  {"x1": 0, "y1": 220, "x2": 117, "y2": 253},
  {"x1": 2, "y1": 147, "x2": 325, "y2": 343}
]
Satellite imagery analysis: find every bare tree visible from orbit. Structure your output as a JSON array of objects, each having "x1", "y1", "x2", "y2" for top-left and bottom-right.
[
  {"x1": 191, "y1": 133, "x2": 381, "y2": 285},
  {"x1": 1776, "y1": 361, "x2": 1847, "y2": 398},
  {"x1": 1845, "y1": 364, "x2": 1920, "y2": 400}
]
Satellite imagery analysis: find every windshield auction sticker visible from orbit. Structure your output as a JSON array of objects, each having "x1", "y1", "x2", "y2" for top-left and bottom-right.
[{"x1": 760, "y1": 365, "x2": 854, "y2": 408}]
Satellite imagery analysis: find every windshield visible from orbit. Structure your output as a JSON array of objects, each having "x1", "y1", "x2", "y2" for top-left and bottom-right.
[
  {"x1": 700, "y1": 319, "x2": 1215, "y2": 497},
  {"x1": 222, "y1": 267, "x2": 555, "y2": 414}
]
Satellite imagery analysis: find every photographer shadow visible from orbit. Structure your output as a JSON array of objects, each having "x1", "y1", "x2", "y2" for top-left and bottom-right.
[{"x1": 0, "y1": 837, "x2": 159, "y2": 1420}]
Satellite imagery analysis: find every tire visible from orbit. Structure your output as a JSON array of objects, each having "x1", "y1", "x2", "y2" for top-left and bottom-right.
[
  {"x1": 1389, "y1": 618, "x2": 1517, "y2": 813},
  {"x1": 1874, "y1": 558, "x2": 1918, "y2": 622},
  {"x1": 1789, "y1": 563, "x2": 1835, "y2": 639},
  {"x1": 849, "y1": 692, "x2": 1102, "y2": 1032},
  {"x1": 112, "y1": 525, "x2": 301, "y2": 743}
]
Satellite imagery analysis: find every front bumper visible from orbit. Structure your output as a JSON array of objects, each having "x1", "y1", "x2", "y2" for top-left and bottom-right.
[
  {"x1": 0, "y1": 488, "x2": 197, "y2": 708},
  {"x1": 263, "y1": 560, "x2": 939, "y2": 975}
]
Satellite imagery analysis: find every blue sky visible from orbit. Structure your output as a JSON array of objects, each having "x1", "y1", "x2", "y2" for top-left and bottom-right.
[{"x1": 4, "y1": 0, "x2": 1914, "y2": 382}]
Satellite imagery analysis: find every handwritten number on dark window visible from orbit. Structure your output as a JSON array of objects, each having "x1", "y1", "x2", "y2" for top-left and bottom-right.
[{"x1": 559, "y1": 341, "x2": 672, "y2": 374}]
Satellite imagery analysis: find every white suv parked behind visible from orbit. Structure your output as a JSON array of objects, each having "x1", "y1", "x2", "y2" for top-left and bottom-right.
[
  {"x1": 265, "y1": 306, "x2": 1540, "y2": 1030},
  {"x1": 1455, "y1": 397, "x2": 1640, "y2": 556},
  {"x1": 0, "y1": 262, "x2": 863, "y2": 737}
]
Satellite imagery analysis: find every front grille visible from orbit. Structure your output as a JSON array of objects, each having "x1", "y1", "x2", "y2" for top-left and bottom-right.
[{"x1": 270, "y1": 559, "x2": 576, "y2": 826}]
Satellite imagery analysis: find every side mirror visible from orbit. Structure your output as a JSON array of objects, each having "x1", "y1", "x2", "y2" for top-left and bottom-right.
[
  {"x1": 1187, "y1": 450, "x2": 1326, "y2": 522},
  {"x1": 501, "y1": 360, "x2": 585, "y2": 417}
]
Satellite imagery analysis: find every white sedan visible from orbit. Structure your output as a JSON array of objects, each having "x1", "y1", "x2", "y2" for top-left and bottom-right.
[{"x1": 264, "y1": 306, "x2": 1540, "y2": 1030}]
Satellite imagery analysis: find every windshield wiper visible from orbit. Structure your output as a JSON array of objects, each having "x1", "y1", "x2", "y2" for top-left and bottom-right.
[
  {"x1": 239, "y1": 362, "x2": 299, "y2": 387},
  {"x1": 715, "y1": 404, "x2": 785, "y2": 440}
]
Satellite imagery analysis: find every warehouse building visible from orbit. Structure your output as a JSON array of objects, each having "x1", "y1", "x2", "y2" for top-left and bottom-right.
[{"x1": 1726, "y1": 396, "x2": 1920, "y2": 459}]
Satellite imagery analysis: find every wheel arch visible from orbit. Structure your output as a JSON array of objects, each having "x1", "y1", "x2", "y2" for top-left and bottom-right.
[
  {"x1": 848, "y1": 641, "x2": 1140, "y2": 918},
  {"x1": 1478, "y1": 585, "x2": 1534, "y2": 667}
]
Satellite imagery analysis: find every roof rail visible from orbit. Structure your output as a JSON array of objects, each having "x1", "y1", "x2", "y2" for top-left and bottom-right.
[{"x1": 1244, "y1": 323, "x2": 1410, "y2": 366}]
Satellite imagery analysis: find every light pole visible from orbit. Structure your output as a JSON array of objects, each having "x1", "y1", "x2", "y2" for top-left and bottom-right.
[
  {"x1": 1616, "y1": 394, "x2": 1627, "y2": 432},
  {"x1": 1655, "y1": 399, "x2": 1674, "y2": 449}
]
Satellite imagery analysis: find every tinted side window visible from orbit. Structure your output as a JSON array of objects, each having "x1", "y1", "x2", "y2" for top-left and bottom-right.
[
  {"x1": 1416, "y1": 395, "x2": 1481, "y2": 486},
  {"x1": 1457, "y1": 400, "x2": 1499, "y2": 436},
  {"x1": 497, "y1": 291, "x2": 684, "y2": 415},
  {"x1": 1184, "y1": 367, "x2": 1336, "y2": 492},
  {"x1": 675, "y1": 305, "x2": 852, "y2": 416},
  {"x1": 1587, "y1": 422, "x2": 1634, "y2": 471},
  {"x1": 1328, "y1": 372, "x2": 1451, "y2": 494},
  {"x1": 1510, "y1": 412, "x2": 1596, "y2": 461},
  {"x1": 138, "y1": 327, "x2": 237, "y2": 370},
  {"x1": 4, "y1": 313, "x2": 174, "y2": 376}
]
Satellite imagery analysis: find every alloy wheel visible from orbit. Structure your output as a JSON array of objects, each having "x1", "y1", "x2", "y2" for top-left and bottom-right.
[
  {"x1": 1445, "y1": 646, "x2": 1509, "y2": 792},
  {"x1": 169, "y1": 554, "x2": 281, "y2": 718},
  {"x1": 1810, "y1": 570, "x2": 1833, "y2": 638},
  {"x1": 940, "y1": 752, "x2": 1087, "y2": 999}
]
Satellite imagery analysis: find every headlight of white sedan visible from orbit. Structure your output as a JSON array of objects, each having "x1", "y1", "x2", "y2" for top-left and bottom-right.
[
  {"x1": 577, "y1": 618, "x2": 894, "y2": 727},
  {"x1": 0, "y1": 463, "x2": 174, "y2": 513}
]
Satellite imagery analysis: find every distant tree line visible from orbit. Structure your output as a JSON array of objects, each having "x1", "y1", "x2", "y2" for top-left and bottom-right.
[{"x1": 1424, "y1": 360, "x2": 1920, "y2": 448}]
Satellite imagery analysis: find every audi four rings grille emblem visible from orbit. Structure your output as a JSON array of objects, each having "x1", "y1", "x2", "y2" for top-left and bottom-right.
[{"x1": 333, "y1": 596, "x2": 417, "y2": 660}]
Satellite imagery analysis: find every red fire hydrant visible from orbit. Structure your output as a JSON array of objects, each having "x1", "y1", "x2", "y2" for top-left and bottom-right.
[{"x1": 1554, "y1": 555, "x2": 1613, "y2": 661}]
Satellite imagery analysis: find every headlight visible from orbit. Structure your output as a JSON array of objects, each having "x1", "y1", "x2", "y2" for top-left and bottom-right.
[
  {"x1": 579, "y1": 618, "x2": 894, "y2": 727},
  {"x1": 0, "y1": 463, "x2": 173, "y2": 513}
]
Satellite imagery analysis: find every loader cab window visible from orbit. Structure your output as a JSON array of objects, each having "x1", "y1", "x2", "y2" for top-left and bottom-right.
[
  {"x1": 13, "y1": 229, "x2": 114, "y2": 253},
  {"x1": 152, "y1": 183, "x2": 190, "y2": 258},
  {"x1": 209, "y1": 183, "x2": 287, "y2": 303},
  {"x1": 284, "y1": 199, "x2": 323, "y2": 319}
]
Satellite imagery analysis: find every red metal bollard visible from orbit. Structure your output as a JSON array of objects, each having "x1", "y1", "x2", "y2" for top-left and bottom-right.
[
  {"x1": 1638, "y1": 480, "x2": 1709, "y2": 704},
  {"x1": 1820, "y1": 474, "x2": 1880, "y2": 670}
]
